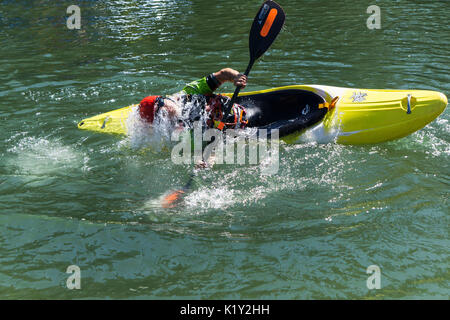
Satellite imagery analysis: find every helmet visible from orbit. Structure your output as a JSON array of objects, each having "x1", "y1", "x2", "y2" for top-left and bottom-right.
[{"x1": 139, "y1": 95, "x2": 161, "y2": 123}]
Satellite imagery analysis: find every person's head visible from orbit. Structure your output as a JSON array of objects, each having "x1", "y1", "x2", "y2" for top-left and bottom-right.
[
  {"x1": 139, "y1": 95, "x2": 161, "y2": 123},
  {"x1": 139, "y1": 95, "x2": 178, "y2": 123}
]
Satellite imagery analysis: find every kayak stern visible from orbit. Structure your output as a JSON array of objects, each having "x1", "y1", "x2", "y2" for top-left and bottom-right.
[{"x1": 326, "y1": 89, "x2": 448, "y2": 144}]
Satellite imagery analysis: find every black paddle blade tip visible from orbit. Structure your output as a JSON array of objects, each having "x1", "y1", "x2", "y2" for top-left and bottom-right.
[{"x1": 249, "y1": 0, "x2": 286, "y2": 61}]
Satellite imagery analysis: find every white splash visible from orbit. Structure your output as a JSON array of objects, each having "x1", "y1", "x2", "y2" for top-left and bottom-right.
[
  {"x1": 297, "y1": 107, "x2": 343, "y2": 144},
  {"x1": 7, "y1": 136, "x2": 84, "y2": 175},
  {"x1": 184, "y1": 186, "x2": 236, "y2": 210},
  {"x1": 123, "y1": 94, "x2": 212, "y2": 151},
  {"x1": 124, "y1": 105, "x2": 178, "y2": 152},
  {"x1": 297, "y1": 121, "x2": 340, "y2": 144}
]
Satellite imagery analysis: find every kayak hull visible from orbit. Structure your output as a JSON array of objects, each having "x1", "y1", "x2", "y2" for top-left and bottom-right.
[{"x1": 77, "y1": 85, "x2": 447, "y2": 145}]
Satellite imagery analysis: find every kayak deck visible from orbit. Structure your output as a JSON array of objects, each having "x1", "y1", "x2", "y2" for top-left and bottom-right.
[{"x1": 237, "y1": 89, "x2": 328, "y2": 137}]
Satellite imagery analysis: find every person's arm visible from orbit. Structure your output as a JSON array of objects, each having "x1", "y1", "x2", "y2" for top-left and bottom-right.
[
  {"x1": 182, "y1": 68, "x2": 247, "y2": 95},
  {"x1": 211, "y1": 68, "x2": 247, "y2": 89}
]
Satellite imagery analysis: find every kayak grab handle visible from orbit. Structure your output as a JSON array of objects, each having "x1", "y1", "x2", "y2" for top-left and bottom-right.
[{"x1": 407, "y1": 94, "x2": 412, "y2": 114}]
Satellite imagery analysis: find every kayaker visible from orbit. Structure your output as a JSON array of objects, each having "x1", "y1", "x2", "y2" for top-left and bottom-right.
[{"x1": 139, "y1": 68, "x2": 248, "y2": 131}]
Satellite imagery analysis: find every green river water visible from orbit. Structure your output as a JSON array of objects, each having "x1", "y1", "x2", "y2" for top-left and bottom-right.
[{"x1": 0, "y1": 0, "x2": 448, "y2": 299}]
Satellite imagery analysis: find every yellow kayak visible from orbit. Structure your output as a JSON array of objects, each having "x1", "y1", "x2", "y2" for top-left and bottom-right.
[{"x1": 77, "y1": 85, "x2": 447, "y2": 145}]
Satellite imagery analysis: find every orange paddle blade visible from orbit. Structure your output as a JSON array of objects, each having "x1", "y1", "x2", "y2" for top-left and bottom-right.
[{"x1": 162, "y1": 190, "x2": 185, "y2": 208}]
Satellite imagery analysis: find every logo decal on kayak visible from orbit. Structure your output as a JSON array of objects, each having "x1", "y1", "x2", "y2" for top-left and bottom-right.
[{"x1": 351, "y1": 92, "x2": 368, "y2": 102}]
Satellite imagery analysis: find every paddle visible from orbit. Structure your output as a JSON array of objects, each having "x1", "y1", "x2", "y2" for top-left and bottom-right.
[
  {"x1": 223, "y1": 0, "x2": 286, "y2": 118},
  {"x1": 162, "y1": 0, "x2": 285, "y2": 208},
  {"x1": 161, "y1": 171, "x2": 194, "y2": 209}
]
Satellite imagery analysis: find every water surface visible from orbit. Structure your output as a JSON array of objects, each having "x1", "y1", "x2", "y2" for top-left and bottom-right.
[{"x1": 0, "y1": 0, "x2": 448, "y2": 299}]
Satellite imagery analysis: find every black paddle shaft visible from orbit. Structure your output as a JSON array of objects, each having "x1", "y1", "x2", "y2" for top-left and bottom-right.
[{"x1": 225, "y1": 0, "x2": 285, "y2": 116}]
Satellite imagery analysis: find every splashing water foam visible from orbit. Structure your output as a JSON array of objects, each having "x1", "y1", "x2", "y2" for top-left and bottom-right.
[
  {"x1": 121, "y1": 96, "x2": 349, "y2": 213},
  {"x1": 7, "y1": 136, "x2": 84, "y2": 176},
  {"x1": 122, "y1": 94, "x2": 212, "y2": 152},
  {"x1": 123, "y1": 106, "x2": 172, "y2": 152}
]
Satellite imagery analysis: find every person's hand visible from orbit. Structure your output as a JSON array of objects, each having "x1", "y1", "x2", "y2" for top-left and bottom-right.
[
  {"x1": 194, "y1": 160, "x2": 208, "y2": 169},
  {"x1": 233, "y1": 73, "x2": 247, "y2": 89},
  {"x1": 213, "y1": 68, "x2": 247, "y2": 89}
]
